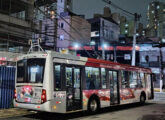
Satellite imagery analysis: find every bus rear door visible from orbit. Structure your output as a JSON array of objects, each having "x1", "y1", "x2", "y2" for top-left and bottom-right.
[
  {"x1": 108, "y1": 70, "x2": 120, "y2": 105},
  {"x1": 65, "y1": 66, "x2": 82, "y2": 111}
]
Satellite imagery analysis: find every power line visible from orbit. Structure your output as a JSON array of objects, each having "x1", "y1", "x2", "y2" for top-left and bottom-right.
[
  {"x1": 102, "y1": 0, "x2": 134, "y2": 16},
  {"x1": 34, "y1": 1, "x2": 94, "y2": 58}
]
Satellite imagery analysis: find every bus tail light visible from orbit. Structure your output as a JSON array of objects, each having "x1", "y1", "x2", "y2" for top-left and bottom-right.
[
  {"x1": 41, "y1": 89, "x2": 47, "y2": 103},
  {"x1": 14, "y1": 89, "x2": 17, "y2": 99}
]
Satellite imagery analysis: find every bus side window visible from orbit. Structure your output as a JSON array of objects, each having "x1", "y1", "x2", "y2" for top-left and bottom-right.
[
  {"x1": 101, "y1": 68, "x2": 107, "y2": 89},
  {"x1": 146, "y1": 74, "x2": 151, "y2": 88},
  {"x1": 129, "y1": 71, "x2": 138, "y2": 88},
  {"x1": 121, "y1": 71, "x2": 129, "y2": 89},
  {"x1": 138, "y1": 72, "x2": 145, "y2": 88},
  {"x1": 85, "y1": 67, "x2": 100, "y2": 90},
  {"x1": 54, "y1": 64, "x2": 61, "y2": 91}
]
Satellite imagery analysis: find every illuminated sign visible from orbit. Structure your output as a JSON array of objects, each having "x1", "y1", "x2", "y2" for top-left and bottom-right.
[
  {"x1": 124, "y1": 54, "x2": 131, "y2": 60},
  {"x1": 0, "y1": 57, "x2": 6, "y2": 65},
  {"x1": 91, "y1": 31, "x2": 99, "y2": 37}
]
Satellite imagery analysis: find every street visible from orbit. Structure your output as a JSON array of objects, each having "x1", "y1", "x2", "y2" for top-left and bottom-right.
[{"x1": 1, "y1": 102, "x2": 165, "y2": 120}]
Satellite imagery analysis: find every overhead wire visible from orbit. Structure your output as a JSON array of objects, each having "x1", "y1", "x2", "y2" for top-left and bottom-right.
[
  {"x1": 50, "y1": 2, "x2": 101, "y2": 57},
  {"x1": 35, "y1": 1, "x2": 93, "y2": 58}
]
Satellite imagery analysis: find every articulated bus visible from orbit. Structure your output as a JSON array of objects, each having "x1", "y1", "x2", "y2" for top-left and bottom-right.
[{"x1": 14, "y1": 51, "x2": 154, "y2": 113}]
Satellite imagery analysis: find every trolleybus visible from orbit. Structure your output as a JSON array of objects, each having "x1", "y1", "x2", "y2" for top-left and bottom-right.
[{"x1": 14, "y1": 50, "x2": 154, "y2": 113}]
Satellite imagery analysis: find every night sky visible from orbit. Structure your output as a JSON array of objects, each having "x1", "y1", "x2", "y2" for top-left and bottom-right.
[{"x1": 72, "y1": 0, "x2": 165, "y2": 26}]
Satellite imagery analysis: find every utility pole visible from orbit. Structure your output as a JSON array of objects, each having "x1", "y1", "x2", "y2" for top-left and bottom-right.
[
  {"x1": 152, "y1": 43, "x2": 165, "y2": 92},
  {"x1": 102, "y1": 21, "x2": 105, "y2": 60},
  {"x1": 159, "y1": 46, "x2": 163, "y2": 92},
  {"x1": 131, "y1": 13, "x2": 141, "y2": 66},
  {"x1": 102, "y1": 0, "x2": 140, "y2": 62}
]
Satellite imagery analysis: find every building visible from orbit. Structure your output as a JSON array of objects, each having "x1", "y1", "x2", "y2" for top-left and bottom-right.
[
  {"x1": 120, "y1": 18, "x2": 144, "y2": 37},
  {"x1": 120, "y1": 20, "x2": 134, "y2": 37},
  {"x1": 57, "y1": 0, "x2": 72, "y2": 16},
  {"x1": 112, "y1": 13, "x2": 120, "y2": 24},
  {"x1": 0, "y1": 0, "x2": 61, "y2": 53},
  {"x1": 88, "y1": 7, "x2": 120, "y2": 47},
  {"x1": 146, "y1": 1, "x2": 165, "y2": 42},
  {"x1": 0, "y1": 0, "x2": 37, "y2": 53},
  {"x1": 56, "y1": 11, "x2": 91, "y2": 52},
  {"x1": 139, "y1": 43, "x2": 165, "y2": 88}
]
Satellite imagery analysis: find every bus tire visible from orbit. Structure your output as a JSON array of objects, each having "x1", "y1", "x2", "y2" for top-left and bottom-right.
[
  {"x1": 88, "y1": 97, "x2": 100, "y2": 114},
  {"x1": 140, "y1": 93, "x2": 146, "y2": 104}
]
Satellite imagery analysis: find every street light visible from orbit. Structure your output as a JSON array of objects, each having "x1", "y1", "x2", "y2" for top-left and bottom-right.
[
  {"x1": 73, "y1": 43, "x2": 80, "y2": 56},
  {"x1": 90, "y1": 41, "x2": 96, "y2": 46},
  {"x1": 73, "y1": 43, "x2": 80, "y2": 50},
  {"x1": 102, "y1": 43, "x2": 108, "y2": 49},
  {"x1": 101, "y1": 43, "x2": 108, "y2": 60}
]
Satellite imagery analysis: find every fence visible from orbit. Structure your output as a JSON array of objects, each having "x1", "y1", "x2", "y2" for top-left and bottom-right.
[{"x1": 0, "y1": 66, "x2": 16, "y2": 109}]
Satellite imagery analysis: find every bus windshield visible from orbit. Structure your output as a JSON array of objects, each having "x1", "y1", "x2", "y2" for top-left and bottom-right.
[{"x1": 17, "y1": 58, "x2": 45, "y2": 83}]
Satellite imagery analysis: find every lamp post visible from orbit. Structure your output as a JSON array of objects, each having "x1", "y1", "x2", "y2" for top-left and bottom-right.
[
  {"x1": 73, "y1": 43, "x2": 80, "y2": 56},
  {"x1": 102, "y1": 43, "x2": 108, "y2": 60}
]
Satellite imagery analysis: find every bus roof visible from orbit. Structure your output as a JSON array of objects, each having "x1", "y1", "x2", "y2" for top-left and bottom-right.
[
  {"x1": 17, "y1": 51, "x2": 152, "y2": 73},
  {"x1": 86, "y1": 58, "x2": 152, "y2": 73}
]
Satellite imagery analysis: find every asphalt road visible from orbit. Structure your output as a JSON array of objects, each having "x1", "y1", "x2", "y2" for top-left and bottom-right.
[{"x1": 1, "y1": 102, "x2": 165, "y2": 120}]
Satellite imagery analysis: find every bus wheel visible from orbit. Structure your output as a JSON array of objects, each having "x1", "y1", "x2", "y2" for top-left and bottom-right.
[
  {"x1": 140, "y1": 94, "x2": 146, "y2": 104},
  {"x1": 88, "y1": 98, "x2": 100, "y2": 113}
]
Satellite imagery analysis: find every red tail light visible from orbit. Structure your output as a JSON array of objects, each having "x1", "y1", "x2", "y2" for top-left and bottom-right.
[
  {"x1": 41, "y1": 89, "x2": 47, "y2": 103},
  {"x1": 14, "y1": 89, "x2": 17, "y2": 100}
]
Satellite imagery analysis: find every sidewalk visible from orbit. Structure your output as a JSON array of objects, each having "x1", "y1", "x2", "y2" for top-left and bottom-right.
[
  {"x1": 0, "y1": 108, "x2": 31, "y2": 118},
  {"x1": 151, "y1": 92, "x2": 165, "y2": 104}
]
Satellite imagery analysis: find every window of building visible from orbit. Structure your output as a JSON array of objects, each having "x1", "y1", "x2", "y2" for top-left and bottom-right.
[
  {"x1": 110, "y1": 31, "x2": 114, "y2": 39},
  {"x1": 145, "y1": 55, "x2": 149, "y2": 63},
  {"x1": 129, "y1": 72, "x2": 138, "y2": 88},
  {"x1": 60, "y1": 35, "x2": 64, "y2": 40},
  {"x1": 85, "y1": 67, "x2": 100, "y2": 90},
  {"x1": 125, "y1": 30, "x2": 128, "y2": 34},
  {"x1": 102, "y1": 20, "x2": 104, "y2": 27},
  {"x1": 157, "y1": 56, "x2": 160, "y2": 62},
  {"x1": 45, "y1": 25, "x2": 48, "y2": 31},
  {"x1": 60, "y1": 22, "x2": 64, "y2": 29},
  {"x1": 101, "y1": 68, "x2": 106, "y2": 89},
  {"x1": 121, "y1": 71, "x2": 129, "y2": 88},
  {"x1": 54, "y1": 64, "x2": 61, "y2": 90}
]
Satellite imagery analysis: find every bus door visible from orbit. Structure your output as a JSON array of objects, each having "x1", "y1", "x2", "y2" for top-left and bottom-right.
[
  {"x1": 108, "y1": 70, "x2": 120, "y2": 105},
  {"x1": 65, "y1": 66, "x2": 82, "y2": 111}
]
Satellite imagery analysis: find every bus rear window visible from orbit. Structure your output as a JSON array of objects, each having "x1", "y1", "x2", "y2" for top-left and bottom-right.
[{"x1": 17, "y1": 58, "x2": 45, "y2": 83}]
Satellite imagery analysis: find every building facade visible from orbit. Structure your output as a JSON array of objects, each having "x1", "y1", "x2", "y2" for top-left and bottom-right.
[
  {"x1": 146, "y1": 1, "x2": 165, "y2": 42},
  {"x1": 57, "y1": 0, "x2": 72, "y2": 16},
  {"x1": 56, "y1": 12, "x2": 91, "y2": 52},
  {"x1": 88, "y1": 17, "x2": 119, "y2": 46},
  {"x1": 0, "y1": 0, "x2": 36, "y2": 53}
]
